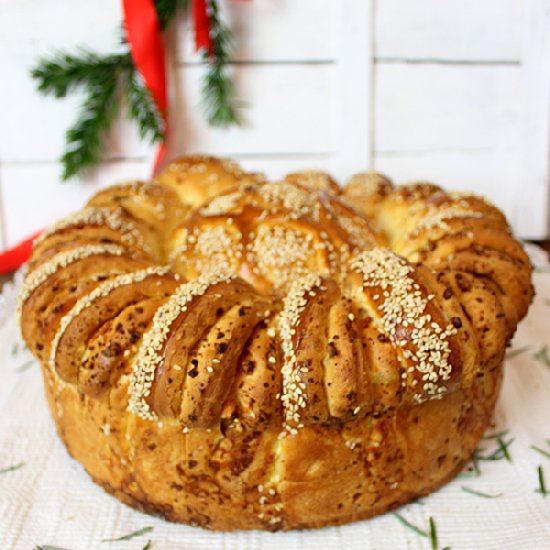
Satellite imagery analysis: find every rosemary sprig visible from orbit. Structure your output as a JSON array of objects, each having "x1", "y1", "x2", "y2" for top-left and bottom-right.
[
  {"x1": 429, "y1": 516, "x2": 438, "y2": 550},
  {"x1": 475, "y1": 436, "x2": 515, "y2": 462},
  {"x1": 505, "y1": 346, "x2": 531, "y2": 359},
  {"x1": 531, "y1": 445, "x2": 550, "y2": 460},
  {"x1": 34, "y1": 546, "x2": 69, "y2": 550},
  {"x1": 392, "y1": 512, "x2": 429, "y2": 538},
  {"x1": 461, "y1": 486, "x2": 503, "y2": 498},
  {"x1": 533, "y1": 345, "x2": 550, "y2": 368},
  {"x1": 483, "y1": 429, "x2": 509, "y2": 440},
  {"x1": 201, "y1": 0, "x2": 239, "y2": 126},
  {"x1": 16, "y1": 359, "x2": 35, "y2": 373},
  {"x1": 102, "y1": 526, "x2": 154, "y2": 542},
  {"x1": 0, "y1": 461, "x2": 25, "y2": 475},
  {"x1": 142, "y1": 541, "x2": 152, "y2": 550},
  {"x1": 536, "y1": 466, "x2": 548, "y2": 497},
  {"x1": 495, "y1": 435, "x2": 513, "y2": 462},
  {"x1": 393, "y1": 514, "x2": 447, "y2": 549},
  {"x1": 11, "y1": 342, "x2": 19, "y2": 356}
]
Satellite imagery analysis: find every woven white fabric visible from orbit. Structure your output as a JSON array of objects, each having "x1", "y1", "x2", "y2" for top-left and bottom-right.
[{"x1": 1, "y1": 245, "x2": 550, "y2": 550}]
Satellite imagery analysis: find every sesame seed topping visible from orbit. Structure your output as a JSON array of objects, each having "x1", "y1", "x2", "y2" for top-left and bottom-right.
[
  {"x1": 350, "y1": 248, "x2": 456, "y2": 401},
  {"x1": 259, "y1": 181, "x2": 320, "y2": 220},
  {"x1": 49, "y1": 266, "x2": 170, "y2": 374},
  {"x1": 278, "y1": 272, "x2": 322, "y2": 429},
  {"x1": 34, "y1": 206, "x2": 148, "y2": 251},
  {"x1": 250, "y1": 225, "x2": 314, "y2": 288},
  {"x1": 17, "y1": 244, "x2": 125, "y2": 319},
  {"x1": 128, "y1": 268, "x2": 235, "y2": 420},
  {"x1": 409, "y1": 203, "x2": 483, "y2": 238}
]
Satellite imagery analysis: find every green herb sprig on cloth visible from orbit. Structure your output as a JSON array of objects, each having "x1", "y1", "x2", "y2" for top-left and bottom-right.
[{"x1": 101, "y1": 526, "x2": 154, "y2": 542}]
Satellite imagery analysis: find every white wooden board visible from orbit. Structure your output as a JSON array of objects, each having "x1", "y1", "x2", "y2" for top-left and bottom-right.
[
  {"x1": 375, "y1": 0, "x2": 525, "y2": 62},
  {"x1": 374, "y1": 63, "x2": 522, "y2": 153}
]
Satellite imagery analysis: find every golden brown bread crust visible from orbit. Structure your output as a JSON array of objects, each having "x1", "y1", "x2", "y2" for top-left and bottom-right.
[{"x1": 19, "y1": 156, "x2": 533, "y2": 530}]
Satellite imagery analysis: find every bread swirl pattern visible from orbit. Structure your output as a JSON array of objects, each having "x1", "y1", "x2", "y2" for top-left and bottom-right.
[{"x1": 19, "y1": 156, "x2": 533, "y2": 530}]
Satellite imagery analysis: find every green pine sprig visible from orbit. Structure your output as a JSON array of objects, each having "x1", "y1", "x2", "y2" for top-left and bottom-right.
[
  {"x1": 125, "y1": 67, "x2": 165, "y2": 143},
  {"x1": 201, "y1": 0, "x2": 240, "y2": 126},
  {"x1": 30, "y1": 0, "x2": 238, "y2": 180},
  {"x1": 59, "y1": 57, "x2": 122, "y2": 180}
]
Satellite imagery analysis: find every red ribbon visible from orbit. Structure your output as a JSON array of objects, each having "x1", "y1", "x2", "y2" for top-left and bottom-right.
[
  {"x1": 193, "y1": 0, "x2": 213, "y2": 55},
  {"x1": 0, "y1": 231, "x2": 42, "y2": 276},
  {"x1": 123, "y1": 0, "x2": 168, "y2": 174}
]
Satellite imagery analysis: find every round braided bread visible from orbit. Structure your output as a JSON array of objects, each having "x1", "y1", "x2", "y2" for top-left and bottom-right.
[{"x1": 19, "y1": 156, "x2": 533, "y2": 530}]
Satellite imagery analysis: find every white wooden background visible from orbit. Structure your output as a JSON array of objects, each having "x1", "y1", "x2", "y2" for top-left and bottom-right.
[{"x1": 1, "y1": 0, "x2": 549, "y2": 250}]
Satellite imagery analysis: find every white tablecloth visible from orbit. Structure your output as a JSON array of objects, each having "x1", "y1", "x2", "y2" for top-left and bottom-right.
[{"x1": 1, "y1": 246, "x2": 550, "y2": 550}]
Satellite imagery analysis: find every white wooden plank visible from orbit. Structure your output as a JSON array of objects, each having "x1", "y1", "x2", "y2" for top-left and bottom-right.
[
  {"x1": 374, "y1": 150, "x2": 521, "y2": 233},
  {"x1": 515, "y1": 0, "x2": 550, "y2": 239},
  {"x1": 333, "y1": 0, "x2": 373, "y2": 175},
  {"x1": 374, "y1": 63, "x2": 522, "y2": 153},
  {"x1": 0, "y1": 161, "x2": 151, "y2": 248},
  {"x1": 375, "y1": 0, "x2": 525, "y2": 62},
  {"x1": 176, "y1": 0, "x2": 334, "y2": 63},
  {"x1": 0, "y1": 0, "x2": 122, "y2": 57},
  {"x1": 173, "y1": 64, "x2": 335, "y2": 156}
]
